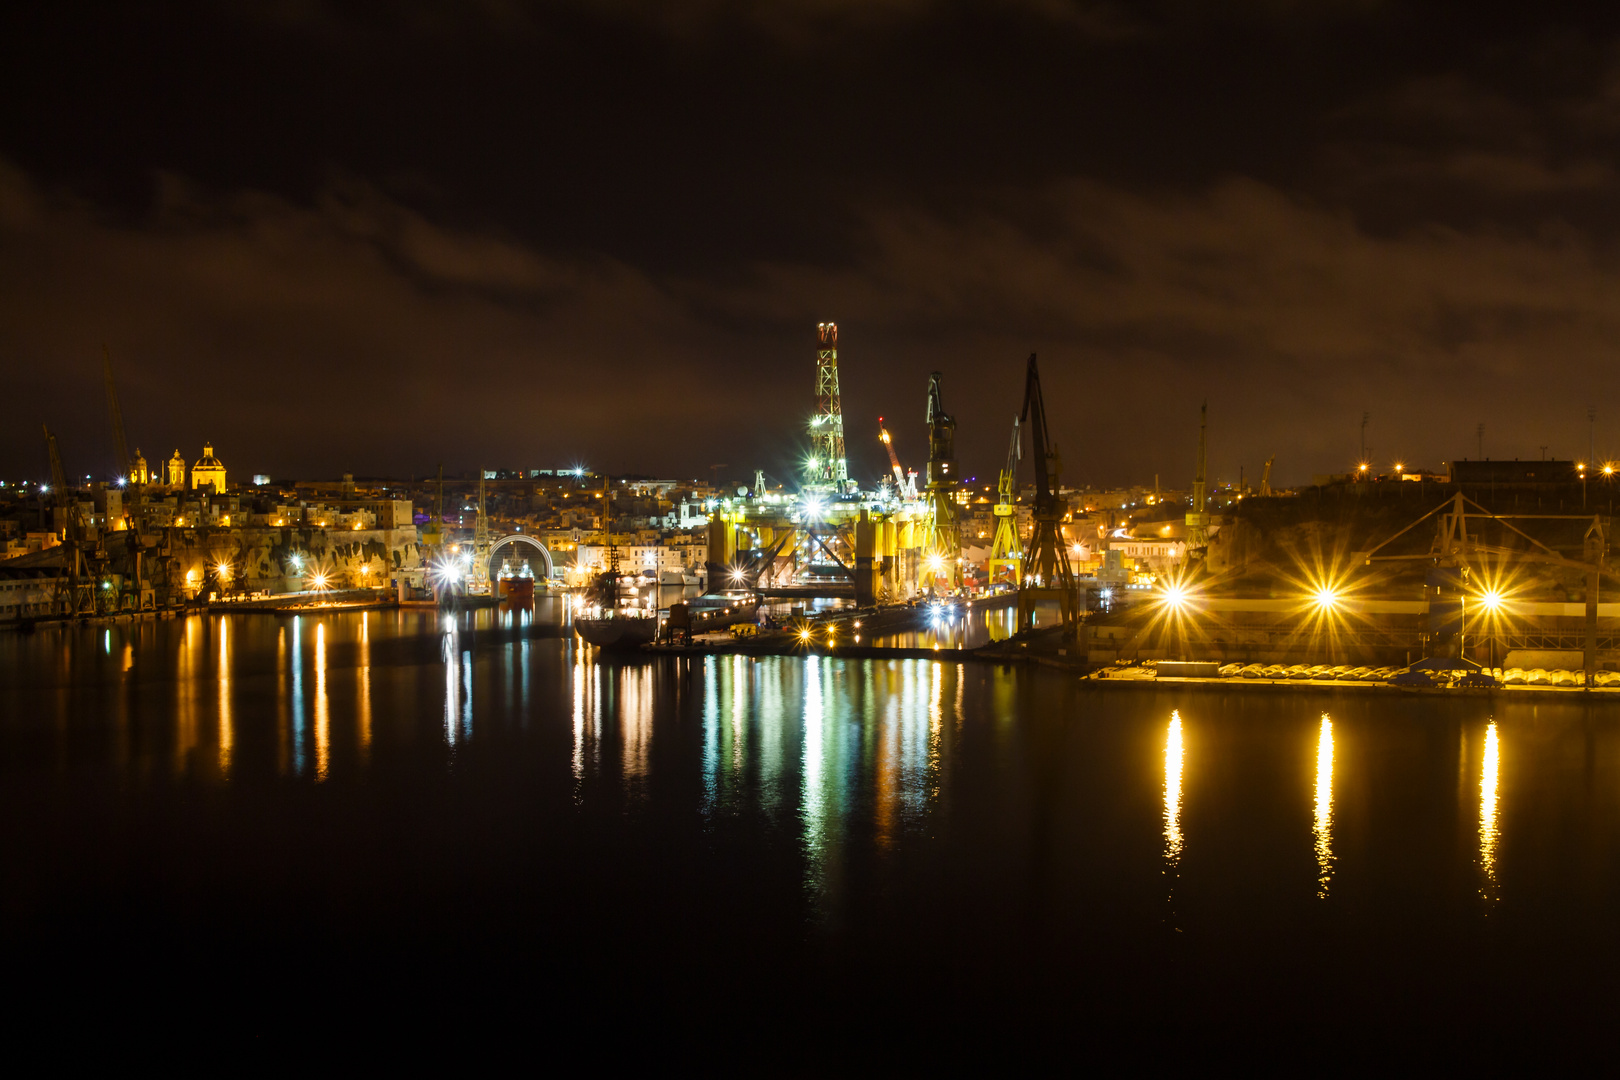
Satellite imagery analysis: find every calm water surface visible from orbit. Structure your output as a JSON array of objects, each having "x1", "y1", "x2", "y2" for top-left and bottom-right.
[{"x1": 5, "y1": 602, "x2": 1618, "y2": 1065}]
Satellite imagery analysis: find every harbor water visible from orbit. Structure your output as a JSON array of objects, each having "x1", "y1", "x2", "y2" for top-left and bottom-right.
[{"x1": 3, "y1": 602, "x2": 1617, "y2": 1065}]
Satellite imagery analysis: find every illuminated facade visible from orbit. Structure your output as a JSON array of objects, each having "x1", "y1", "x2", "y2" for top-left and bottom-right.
[
  {"x1": 130, "y1": 448, "x2": 149, "y2": 486},
  {"x1": 191, "y1": 443, "x2": 226, "y2": 493},
  {"x1": 166, "y1": 450, "x2": 186, "y2": 487}
]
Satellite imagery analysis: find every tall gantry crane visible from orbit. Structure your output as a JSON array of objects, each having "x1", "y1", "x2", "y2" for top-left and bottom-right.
[
  {"x1": 1259, "y1": 455, "x2": 1275, "y2": 498},
  {"x1": 1017, "y1": 354, "x2": 1078, "y2": 631},
  {"x1": 919, "y1": 372, "x2": 961, "y2": 594},
  {"x1": 988, "y1": 417, "x2": 1022, "y2": 587}
]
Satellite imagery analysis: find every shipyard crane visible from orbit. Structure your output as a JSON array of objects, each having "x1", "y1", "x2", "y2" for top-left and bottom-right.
[
  {"x1": 1017, "y1": 355, "x2": 1078, "y2": 631},
  {"x1": 877, "y1": 417, "x2": 918, "y2": 500},
  {"x1": 1259, "y1": 455, "x2": 1275, "y2": 498},
  {"x1": 988, "y1": 416, "x2": 1022, "y2": 587},
  {"x1": 920, "y1": 373, "x2": 961, "y2": 593}
]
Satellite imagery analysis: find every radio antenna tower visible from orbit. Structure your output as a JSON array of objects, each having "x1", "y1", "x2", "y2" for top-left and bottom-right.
[{"x1": 808, "y1": 322, "x2": 850, "y2": 493}]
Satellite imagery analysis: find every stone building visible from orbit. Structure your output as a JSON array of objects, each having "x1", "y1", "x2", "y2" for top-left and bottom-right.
[{"x1": 191, "y1": 444, "x2": 226, "y2": 493}]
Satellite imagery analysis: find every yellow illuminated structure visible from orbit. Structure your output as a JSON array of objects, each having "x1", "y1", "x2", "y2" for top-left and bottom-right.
[
  {"x1": 191, "y1": 443, "x2": 226, "y2": 493},
  {"x1": 988, "y1": 418, "x2": 1022, "y2": 586},
  {"x1": 919, "y1": 372, "x2": 960, "y2": 594},
  {"x1": 167, "y1": 449, "x2": 186, "y2": 487},
  {"x1": 130, "y1": 448, "x2": 149, "y2": 486}
]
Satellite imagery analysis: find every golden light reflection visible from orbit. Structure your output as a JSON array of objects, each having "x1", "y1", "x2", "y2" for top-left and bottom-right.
[
  {"x1": 622, "y1": 665, "x2": 652, "y2": 789},
  {"x1": 314, "y1": 621, "x2": 330, "y2": 781},
  {"x1": 177, "y1": 617, "x2": 199, "y2": 776},
  {"x1": 218, "y1": 618, "x2": 233, "y2": 777},
  {"x1": 358, "y1": 612, "x2": 371, "y2": 763},
  {"x1": 927, "y1": 661, "x2": 943, "y2": 800},
  {"x1": 1313, "y1": 713, "x2": 1334, "y2": 898},
  {"x1": 1480, "y1": 720, "x2": 1500, "y2": 897},
  {"x1": 1163, "y1": 710, "x2": 1184, "y2": 865}
]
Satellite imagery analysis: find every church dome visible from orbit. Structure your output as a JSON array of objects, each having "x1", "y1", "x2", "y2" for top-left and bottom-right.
[{"x1": 194, "y1": 443, "x2": 224, "y2": 470}]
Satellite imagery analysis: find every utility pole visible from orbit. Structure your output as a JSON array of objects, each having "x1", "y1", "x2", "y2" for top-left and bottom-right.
[
  {"x1": 1360, "y1": 412, "x2": 1369, "y2": 465},
  {"x1": 1589, "y1": 405, "x2": 1597, "y2": 468}
]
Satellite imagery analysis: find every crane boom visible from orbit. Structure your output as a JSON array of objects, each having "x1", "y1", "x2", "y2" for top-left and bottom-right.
[
  {"x1": 877, "y1": 417, "x2": 905, "y2": 486},
  {"x1": 1259, "y1": 455, "x2": 1274, "y2": 498}
]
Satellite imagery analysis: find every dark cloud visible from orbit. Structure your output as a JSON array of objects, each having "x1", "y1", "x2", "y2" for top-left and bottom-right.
[{"x1": 7, "y1": 2, "x2": 1620, "y2": 488}]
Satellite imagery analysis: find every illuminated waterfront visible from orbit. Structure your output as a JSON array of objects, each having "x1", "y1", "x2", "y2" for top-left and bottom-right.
[{"x1": 4, "y1": 606, "x2": 1619, "y2": 1065}]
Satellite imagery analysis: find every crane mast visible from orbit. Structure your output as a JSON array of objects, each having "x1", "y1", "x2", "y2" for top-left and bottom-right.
[
  {"x1": 919, "y1": 372, "x2": 960, "y2": 594},
  {"x1": 1259, "y1": 455, "x2": 1274, "y2": 498}
]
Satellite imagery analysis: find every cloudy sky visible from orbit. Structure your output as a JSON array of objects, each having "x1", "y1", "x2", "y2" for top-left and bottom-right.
[{"x1": 6, "y1": 1, "x2": 1620, "y2": 487}]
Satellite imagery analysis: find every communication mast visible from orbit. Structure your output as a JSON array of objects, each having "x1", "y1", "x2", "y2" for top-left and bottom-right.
[
  {"x1": 807, "y1": 322, "x2": 850, "y2": 493},
  {"x1": 1186, "y1": 403, "x2": 1209, "y2": 556}
]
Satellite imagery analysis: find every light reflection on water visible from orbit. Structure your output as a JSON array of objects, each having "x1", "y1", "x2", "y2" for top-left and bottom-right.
[
  {"x1": 1313, "y1": 713, "x2": 1334, "y2": 899},
  {"x1": 1481, "y1": 719, "x2": 1501, "y2": 901},
  {"x1": 315, "y1": 621, "x2": 330, "y2": 781},
  {"x1": 218, "y1": 618, "x2": 233, "y2": 777},
  {"x1": 1163, "y1": 709, "x2": 1185, "y2": 867},
  {"x1": 868, "y1": 599, "x2": 1021, "y2": 649},
  {"x1": 0, "y1": 609, "x2": 1557, "y2": 930}
]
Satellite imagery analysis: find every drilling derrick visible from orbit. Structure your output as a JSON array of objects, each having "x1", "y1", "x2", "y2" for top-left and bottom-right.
[
  {"x1": 919, "y1": 372, "x2": 960, "y2": 594},
  {"x1": 988, "y1": 416, "x2": 1022, "y2": 587},
  {"x1": 808, "y1": 322, "x2": 851, "y2": 494},
  {"x1": 1186, "y1": 403, "x2": 1210, "y2": 558},
  {"x1": 1017, "y1": 354, "x2": 1078, "y2": 631}
]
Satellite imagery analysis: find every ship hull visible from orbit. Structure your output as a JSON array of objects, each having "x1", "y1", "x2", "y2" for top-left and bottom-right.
[
  {"x1": 498, "y1": 576, "x2": 535, "y2": 604},
  {"x1": 575, "y1": 616, "x2": 657, "y2": 650}
]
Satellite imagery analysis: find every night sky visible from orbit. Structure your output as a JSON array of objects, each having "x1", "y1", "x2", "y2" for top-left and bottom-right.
[{"x1": 6, "y1": 2, "x2": 1620, "y2": 487}]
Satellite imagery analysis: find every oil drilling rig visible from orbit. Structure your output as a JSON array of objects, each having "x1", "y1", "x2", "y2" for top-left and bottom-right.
[
  {"x1": 806, "y1": 322, "x2": 853, "y2": 494},
  {"x1": 1016, "y1": 354, "x2": 1079, "y2": 631}
]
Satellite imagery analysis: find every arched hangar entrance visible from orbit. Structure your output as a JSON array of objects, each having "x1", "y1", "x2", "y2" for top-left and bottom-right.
[{"x1": 486, "y1": 534, "x2": 554, "y2": 583}]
